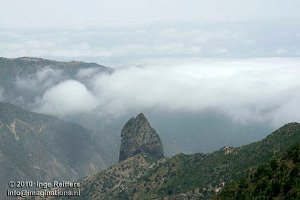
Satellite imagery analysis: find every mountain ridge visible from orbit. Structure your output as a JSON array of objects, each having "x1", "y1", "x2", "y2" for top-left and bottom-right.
[
  {"x1": 215, "y1": 143, "x2": 300, "y2": 199},
  {"x1": 66, "y1": 121, "x2": 300, "y2": 200},
  {"x1": 0, "y1": 56, "x2": 112, "y2": 71}
]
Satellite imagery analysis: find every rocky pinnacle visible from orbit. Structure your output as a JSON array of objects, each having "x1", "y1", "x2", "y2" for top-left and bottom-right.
[{"x1": 119, "y1": 113, "x2": 164, "y2": 162}]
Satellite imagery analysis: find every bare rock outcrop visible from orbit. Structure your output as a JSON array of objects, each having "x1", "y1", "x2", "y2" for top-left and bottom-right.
[{"x1": 119, "y1": 113, "x2": 164, "y2": 162}]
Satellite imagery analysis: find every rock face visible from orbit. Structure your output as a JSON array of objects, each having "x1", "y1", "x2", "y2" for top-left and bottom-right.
[{"x1": 119, "y1": 113, "x2": 164, "y2": 162}]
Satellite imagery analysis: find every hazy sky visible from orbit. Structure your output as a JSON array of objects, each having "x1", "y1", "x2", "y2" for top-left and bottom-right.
[
  {"x1": 0, "y1": 0, "x2": 300, "y2": 26},
  {"x1": 1, "y1": 0, "x2": 299, "y2": 65},
  {"x1": 1, "y1": 20, "x2": 299, "y2": 66}
]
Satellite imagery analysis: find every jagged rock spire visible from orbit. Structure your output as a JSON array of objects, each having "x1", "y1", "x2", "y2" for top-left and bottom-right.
[{"x1": 119, "y1": 113, "x2": 164, "y2": 162}]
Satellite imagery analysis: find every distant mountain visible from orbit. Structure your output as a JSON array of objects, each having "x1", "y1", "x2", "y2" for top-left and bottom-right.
[
  {"x1": 0, "y1": 57, "x2": 112, "y2": 77},
  {"x1": 215, "y1": 143, "x2": 300, "y2": 200},
  {"x1": 66, "y1": 122, "x2": 300, "y2": 200},
  {"x1": 0, "y1": 57, "x2": 112, "y2": 106},
  {"x1": 0, "y1": 102, "x2": 110, "y2": 199},
  {"x1": 119, "y1": 113, "x2": 164, "y2": 162}
]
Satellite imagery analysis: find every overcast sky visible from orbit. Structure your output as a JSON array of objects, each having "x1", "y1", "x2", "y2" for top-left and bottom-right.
[
  {"x1": 1, "y1": 0, "x2": 299, "y2": 64},
  {"x1": 1, "y1": 0, "x2": 300, "y2": 26}
]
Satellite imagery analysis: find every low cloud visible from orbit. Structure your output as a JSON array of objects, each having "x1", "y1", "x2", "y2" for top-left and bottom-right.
[
  {"x1": 0, "y1": 87, "x2": 4, "y2": 101},
  {"x1": 36, "y1": 80, "x2": 98, "y2": 116},
  {"x1": 16, "y1": 67, "x2": 63, "y2": 92},
  {"x1": 30, "y1": 57, "x2": 300, "y2": 127}
]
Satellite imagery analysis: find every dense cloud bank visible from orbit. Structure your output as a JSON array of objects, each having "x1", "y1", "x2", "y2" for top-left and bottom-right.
[
  {"x1": 15, "y1": 58, "x2": 299, "y2": 127},
  {"x1": 0, "y1": 87, "x2": 4, "y2": 101}
]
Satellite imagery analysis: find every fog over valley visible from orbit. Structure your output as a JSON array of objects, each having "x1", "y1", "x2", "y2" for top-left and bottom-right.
[
  {"x1": 1, "y1": 0, "x2": 299, "y2": 158},
  {"x1": 9, "y1": 57, "x2": 300, "y2": 127},
  {"x1": 1, "y1": 56, "x2": 299, "y2": 156}
]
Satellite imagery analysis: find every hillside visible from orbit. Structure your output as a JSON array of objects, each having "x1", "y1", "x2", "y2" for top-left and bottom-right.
[
  {"x1": 66, "y1": 122, "x2": 300, "y2": 200},
  {"x1": 0, "y1": 102, "x2": 110, "y2": 199},
  {"x1": 215, "y1": 143, "x2": 300, "y2": 199}
]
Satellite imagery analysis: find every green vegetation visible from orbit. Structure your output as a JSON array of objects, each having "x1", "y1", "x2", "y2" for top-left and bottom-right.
[
  {"x1": 132, "y1": 123, "x2": 300, "y2": 199},
  {"x1": 67, "y1": 122, "x2": 300, "y2": 200},
  {"x1": 215, "y1": 144, "x2": 300, "y2": 200}
]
